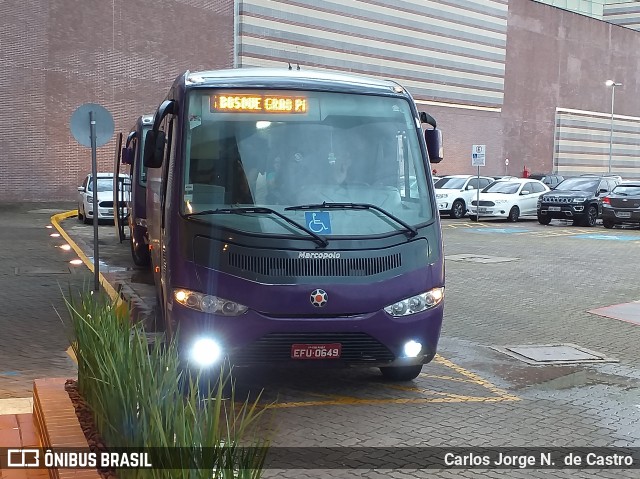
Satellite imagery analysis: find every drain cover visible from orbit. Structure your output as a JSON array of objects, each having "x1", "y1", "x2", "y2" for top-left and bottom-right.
[
  {"x1": 446, "y1": 254, "x2": 518, "y2": 264},
  {"x1": 492, "y1": 343, "x2": 618, "y2": 365},
  {"x1": 15, "y1": 266, "x2": 70, "y2": 275}
]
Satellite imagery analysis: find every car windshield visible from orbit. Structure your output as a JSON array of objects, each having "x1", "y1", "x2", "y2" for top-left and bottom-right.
[
  {"x1": 482, "y1": 181, "x2": 520, "y2": 194},
  {"x1": 612, "y1": 185, "x2": 640, "y2": 196},
  {"x1": 554, "y1": 177, "x2": 598, "y2": 192},
  {"x1": 87, "y1": 178, "x2": 114, "y2": 193},
  {"x1": 180, "y1": 89, "x2": 432, "y2": 237},
  {"x1": 434, "y1": 177, "x2": 467, "y2": 189}
]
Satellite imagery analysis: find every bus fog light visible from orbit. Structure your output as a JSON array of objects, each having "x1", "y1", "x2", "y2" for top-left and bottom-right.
[
  {"x1": 404, "y1": 340, "x2": 422, "y2": 358},
  {"x1": 384, "y1": 287, "x2": 444, "y2": 317},
  {"x1": 190, "y1": 338, "x2": 221, "y2": 366}
]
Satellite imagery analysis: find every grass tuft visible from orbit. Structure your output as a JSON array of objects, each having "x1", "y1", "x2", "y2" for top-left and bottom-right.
[{"x1": 62, "y1": 288, "x2": 269, "y2": 479}]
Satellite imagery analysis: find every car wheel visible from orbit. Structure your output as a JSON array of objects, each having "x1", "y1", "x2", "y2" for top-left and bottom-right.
[
  {"x1": 583, "y1": 205, "x2": 597, "y2": 227},
  {"x1": 603, "y1": 219, "x2": 616, "y2": 229},
  {"x1": 507, "y1": 206, "x2": 520, "y2": 222},
  {"x1": 77, "y1": 205, "x2": 84, "y2": 222},
  {"x1": 450, "y1": 200, "x2": 466, "y2": 219},
  {"x1": 537, "y1": 214, "x2": 551, "y2": 225},
  {"x1": 380, "y1": 365, "x2": 423, "y2": 381},
  {"x1": 81, "y1": 204, "x2": 91, "y2": 224},
  {"x1": 468, "y1": 215, "x2": 478, "y2": 222}
]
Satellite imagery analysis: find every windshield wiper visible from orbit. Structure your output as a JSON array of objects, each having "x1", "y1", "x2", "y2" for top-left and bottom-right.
[
  {"x1": 185, "y1": 207, "x2": 329, "y2": 247},
  {"x1": 285, "y1": 202, "x2": 418, "y2": 238}
]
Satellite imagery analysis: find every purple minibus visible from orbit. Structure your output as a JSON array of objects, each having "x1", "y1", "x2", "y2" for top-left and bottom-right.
[
  {"x1": 143, "y1": 68, "x2": 444, "y2": 380},
  {"x1": 115, "y1": 115, "x2": 154, "y2": 266}
]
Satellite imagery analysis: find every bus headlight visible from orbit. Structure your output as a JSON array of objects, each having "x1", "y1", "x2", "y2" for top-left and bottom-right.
[
  {"x1": 384, "y1": 287, "x2": 444, "y2": 317},
  {"x1": 190, "y1": 338, "x2": 222, "y2": 366},
  {"x1": 174, "y1": 289, "x2": 248, "y2": 316}
]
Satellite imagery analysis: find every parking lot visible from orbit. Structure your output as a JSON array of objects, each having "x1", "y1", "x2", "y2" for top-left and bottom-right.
[{"x1": 2, "y1": 205, "x2": 640, "y2": 477}]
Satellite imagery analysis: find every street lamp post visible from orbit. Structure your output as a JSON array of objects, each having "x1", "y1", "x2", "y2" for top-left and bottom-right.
[{"x1": 605, "y1": 80, "x2": 622, "y2": 174}]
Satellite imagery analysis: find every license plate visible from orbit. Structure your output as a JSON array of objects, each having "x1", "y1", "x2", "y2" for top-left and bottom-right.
[
  {"x1": 548, "y1": 206, "x2": 561, "y2": 212},
  {"x1": 616, "y1": 211, "x2": 631, "y2": 218},
  {"x1": 478, "y1": 208, "x2": 487, "y2": 213},
  {"x1": 291, "y1": 343, "x2": 342, "y2": 360}
]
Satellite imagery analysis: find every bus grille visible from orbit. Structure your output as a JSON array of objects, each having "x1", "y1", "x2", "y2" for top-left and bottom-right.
[
  {"x1": 228, "y1": 253, "x2": 401, "y2": 277},
  {"x1": 231, "y1": 332, "x2": 395, "y2": 364}
]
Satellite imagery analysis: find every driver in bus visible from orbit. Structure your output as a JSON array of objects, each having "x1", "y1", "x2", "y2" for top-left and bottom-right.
[{"x1": 327, "y1": 150, "x2": 352, "y2": 186}]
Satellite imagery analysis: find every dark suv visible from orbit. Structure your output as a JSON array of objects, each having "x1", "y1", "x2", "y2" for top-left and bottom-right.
[
  {"x1": 537, "y1": 175, "x2": 621, "y2": 226},
  {"x1": 528, "y1": 173, "x2": 564, "y2": 189}
]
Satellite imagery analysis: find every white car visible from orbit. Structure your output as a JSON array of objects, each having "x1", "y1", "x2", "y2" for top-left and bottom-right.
[
  {"x1": 77, "y1": 173, "x2": 129, "y2": 224},
  {"x1": 434, "y1": 175, "x2": 494, "y2": 218},
  {"x1": 467, "y1": 178, "x2": 550, "y2": 222}
]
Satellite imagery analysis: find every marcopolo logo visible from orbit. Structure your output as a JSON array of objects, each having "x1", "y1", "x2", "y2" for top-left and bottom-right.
[{"x1": 298, "y1": 252, "x2": 341, "y2": 259}]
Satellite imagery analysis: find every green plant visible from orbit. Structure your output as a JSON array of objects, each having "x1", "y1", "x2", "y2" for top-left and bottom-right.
[{"x1": 63, "y1": 288, "x2": 269, "y2": 479}]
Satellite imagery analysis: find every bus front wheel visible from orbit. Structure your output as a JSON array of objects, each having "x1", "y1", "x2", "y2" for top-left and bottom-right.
[{"x1": 380, "y1": 365, "x2": 423, "y2": 381}]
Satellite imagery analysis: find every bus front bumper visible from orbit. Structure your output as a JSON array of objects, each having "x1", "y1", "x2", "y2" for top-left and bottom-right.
[{"x1": 170, "y1": 303, "x2": 443, "y2": 370}]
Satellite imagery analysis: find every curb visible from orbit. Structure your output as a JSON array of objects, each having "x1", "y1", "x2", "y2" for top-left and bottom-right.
[
  {"x1": 33, "y1": 378, "x2": 100, "y2": 479},
  {"x1": 49, "y1": 210, "x2": 121, "y2": 304}
]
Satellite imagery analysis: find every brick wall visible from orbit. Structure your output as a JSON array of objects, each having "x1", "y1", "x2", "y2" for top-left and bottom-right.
[{"x1": 0, "y1": 0, "x2": 234, "y2": 201}]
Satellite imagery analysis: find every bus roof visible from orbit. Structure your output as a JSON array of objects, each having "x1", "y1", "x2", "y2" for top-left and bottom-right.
[{"x1": 180, "y1": 67, "x2": 409, "y2": 96}]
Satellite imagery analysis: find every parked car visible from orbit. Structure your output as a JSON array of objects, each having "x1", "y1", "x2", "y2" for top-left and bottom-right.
[
  {"x1": 491, "y1": 175, "x2": 518, "y2": 181},
  {"x1": 601, "y1": 181, "x2": 640, "y2": 228},
  {"x1": 434, "y1": 175, "x2": 494, "y2": 218},
  {"x1": 537, "y1": 175, "x2": 621, "y2": 226},
  {"x1": 77, "y1": 173, "x2": 129, "y2": 224},
  {"x1": 468, "y1": 178, "x2": 550, "y2": 222},
  {"x1": 528, "y1": 173, "x2": 564, "y2": 189}
]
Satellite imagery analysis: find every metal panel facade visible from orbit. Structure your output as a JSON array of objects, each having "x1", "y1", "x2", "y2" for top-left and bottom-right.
[
  {"x1": 555, "y1": 109, "x2": 640, "y2": 178},
  {"x1": 237, "y1": 0, "x2": 508, "y2": 108}
]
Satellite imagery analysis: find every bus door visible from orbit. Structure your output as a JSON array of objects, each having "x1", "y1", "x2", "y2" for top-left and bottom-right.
[{"x1": 113, "y1": 132, "x2": 130, "y2": 243}]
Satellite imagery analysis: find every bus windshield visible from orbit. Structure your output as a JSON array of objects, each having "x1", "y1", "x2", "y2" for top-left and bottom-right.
[
  {"x1": 138, "y1": 126, "x2": 149, "y2": 186},
  {"x1": 181, "y1": 89, "x2": 432, "y2": 237}
]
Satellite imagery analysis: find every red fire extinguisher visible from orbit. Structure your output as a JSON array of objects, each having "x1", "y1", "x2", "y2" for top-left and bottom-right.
[{"x1": 522, "y1": 165, "x2": 530, "y2": 178}]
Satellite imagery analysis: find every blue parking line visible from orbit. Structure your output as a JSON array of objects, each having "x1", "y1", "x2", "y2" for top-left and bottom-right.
[
  {"x1": 469, "y1": 228, "x2": 531, "y2": 234},
  {"x1": 573, "y1": 234, "x2": 640, "y2": 241}
]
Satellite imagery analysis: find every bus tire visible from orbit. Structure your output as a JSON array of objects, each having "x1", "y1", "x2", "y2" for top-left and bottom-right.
[
  {"x1": 130, "y1": 238, "x2": 151, "y2": 267},
  {"x1": 380, "y1": 364, "x2": 423, "y2": 381}
]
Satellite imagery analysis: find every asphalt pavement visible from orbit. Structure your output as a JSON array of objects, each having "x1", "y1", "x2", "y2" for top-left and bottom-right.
[
  {"x1": 2, "y1": 204, "x2": 640, "y2": 478},
  {"x1": 0, "y1": 202, "x2": 86, "y2": 401}
]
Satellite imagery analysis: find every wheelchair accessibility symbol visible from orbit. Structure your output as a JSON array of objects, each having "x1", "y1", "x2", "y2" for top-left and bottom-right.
[{"x1": 304, "y1": 211, "x2": 332, "y2": 234}]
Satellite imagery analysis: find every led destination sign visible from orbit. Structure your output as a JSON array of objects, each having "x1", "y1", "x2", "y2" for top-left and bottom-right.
[{"x1": 212, "y1": 94, "x2": 307, "y2": 113}]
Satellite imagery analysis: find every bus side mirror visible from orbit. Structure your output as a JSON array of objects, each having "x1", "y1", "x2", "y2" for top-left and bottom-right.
[
  {"x1": 419, "y1": 112, "x2": 443, "y2": 164},
  {"x1": 143, "y1": 130, "x2": 165, "y2": 168},
  {"x1": 425, "y1": 128, "x2": 443, "y2": 164},
  {"x1": 121, "y1": 148, "x2": 133, "y2": 165}
]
